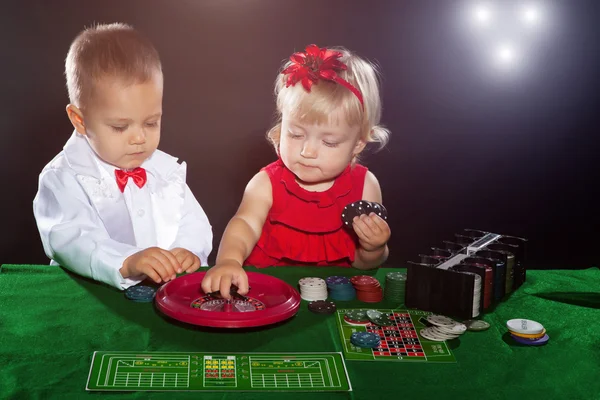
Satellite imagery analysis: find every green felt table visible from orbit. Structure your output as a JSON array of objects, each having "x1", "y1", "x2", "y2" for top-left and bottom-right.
[{"x1": 1, "y1": 264, "x2": 599, "y2": 399}]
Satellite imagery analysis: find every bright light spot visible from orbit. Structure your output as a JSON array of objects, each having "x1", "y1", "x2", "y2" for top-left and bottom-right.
[
  {"x1": 522, "y1": 5, "x2": 540, "y2": 25},
  {"x1": 496, "y1": 43, "x2": 516, "y2": 64},
  {"x1": 473, "y1": 4, "x2": 492, "y2": 25}
]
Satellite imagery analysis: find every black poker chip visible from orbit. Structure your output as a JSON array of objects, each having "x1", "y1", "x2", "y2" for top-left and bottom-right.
[
  {"x1": 341, "y1": 200, "x2": 388, "y2": 228},
  {"x1": 341, "y1": 201, "x2": 372, "y2": 227},
  {"x1": 308, "y1": 300, "x2": 337, "y2": 314},
  {"x1": 370, "y1": 202, "x2": 388, "y2": 221},
  {"x1": 125, "y1": 285, "x2": 157, "y2": 303}
]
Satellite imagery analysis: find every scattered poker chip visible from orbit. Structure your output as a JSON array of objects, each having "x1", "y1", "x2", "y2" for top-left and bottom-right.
[
  {"x1": 419, "y1": 315, "x2": 468, "y2": 341},
  {"x1": 308, "y1": 300, "x2": 337, "y2": 315},
  {"x1": 510, "y1": 333, "x2": 549, "y2": 346},
  {"x1": 343, "y1": 316, "x2": 371, "y2": 325},
  {"x1": 344, "y1": 309, "x2": 370, "y2": 322},
  {"x1": 426, "y1": 315, "x2": 459, "y2": 327},
  {"x1": 124, "y1": 285, "x2": 157, "y2": 303},
  {"x1": 419, "y1": 328, "x2": 449, "y2": 342},
  {"x1": 366, "y1": 309, "x2": 392, "y2": 326},
  {"x1": 427, "y1": 327, "x2": 460, "y2": 340},
  {"x1": 435, "y1": 322, "x2": 467, "y2": 335},
  {"x1": 506, "y1": 319, "x2": 544, "y2": 335},
  {"x1": 350, "y1": 331, "x2": 381, "y2": 348},
  {"x1": 464, "y1": 319, "x2": 490, "y2": 331}
]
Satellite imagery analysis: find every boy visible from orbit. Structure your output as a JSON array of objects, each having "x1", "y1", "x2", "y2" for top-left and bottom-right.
[{"x1": 33, "y1": 23, "x2": 212, "y2": 289}]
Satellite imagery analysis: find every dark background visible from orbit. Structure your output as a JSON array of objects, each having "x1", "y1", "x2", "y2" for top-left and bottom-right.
[{"x1": 1, "y1": 0, "x2": 598, "y2": 269}]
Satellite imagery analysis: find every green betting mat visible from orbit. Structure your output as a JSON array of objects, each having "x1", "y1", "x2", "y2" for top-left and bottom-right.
[
  {"x1": 86, "y1": 352, "x2": 351, "y2": 392},
  {"x1": 336, "y1": 309, "x2": 456, "y2": 362}
]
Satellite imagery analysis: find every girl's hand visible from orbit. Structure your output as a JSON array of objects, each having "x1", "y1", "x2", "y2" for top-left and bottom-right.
[{"x1": 353, "y1": 213, "x2": 391, "y2": 252}]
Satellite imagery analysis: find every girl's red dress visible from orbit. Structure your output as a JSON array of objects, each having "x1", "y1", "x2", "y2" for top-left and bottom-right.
[{"x1": 244, "y1": 159, "x2": 367, "y2": 268}]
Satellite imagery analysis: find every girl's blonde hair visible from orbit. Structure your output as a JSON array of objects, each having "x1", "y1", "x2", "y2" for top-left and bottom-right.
[{"x1": 267, "y1": 46, "x2": 390, "y2": 156}]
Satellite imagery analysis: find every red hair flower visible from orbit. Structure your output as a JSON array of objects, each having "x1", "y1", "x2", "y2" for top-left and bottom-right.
[{"x1": 281, "y1": 44, "x2": 364, "y2": 107}]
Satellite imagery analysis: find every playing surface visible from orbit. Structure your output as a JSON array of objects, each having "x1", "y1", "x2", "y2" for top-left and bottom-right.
[
  {"x1": 86, "y1": 352, "x2": 351, "y2": 392},
  {"x1": 336, "y1": 309, "x2": 456, "y2": 362}
]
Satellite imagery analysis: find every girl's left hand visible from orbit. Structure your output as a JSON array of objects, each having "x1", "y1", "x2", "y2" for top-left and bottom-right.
[{"x1": 352, "y1": 213, "x2": 391, "y2": 252}]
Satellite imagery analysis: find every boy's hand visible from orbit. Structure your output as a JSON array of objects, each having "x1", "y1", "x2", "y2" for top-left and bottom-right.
[
  {"x1": 201, "y1": 260, "x2": 248, "y2": 300},
  {"x1": 120, "y1": 247, "x2": 181, "y2": 284},
  {"x1": 353, "y1": 213, "x2": 391, "y2": 252},
  {"x1": 171, "y1": 247, "x2": 201, "y2": 274}
]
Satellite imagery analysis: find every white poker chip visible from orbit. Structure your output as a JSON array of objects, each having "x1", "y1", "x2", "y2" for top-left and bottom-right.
[
  {"x1": 428, "y1": 327, "x2": 460, "y2": 339},
  {"x1": 299, "y1": 277, "x2": 328, "y2": 301},
  {"x1": 435, "y1": 323, "x2": 467, "y2": 335},
  {"x1": 426, "y1": 315, "x2": 459, "y2": 327},
  {"x1": 506, "y1": 319, "x2": 544, "y2": 334},
  {"x1": 366, "y1": 310, "x2": 383, "y2": 320},
  {"x1": 419, "y1": 328, "x2": 448, "y2": 342},
  {"x1": 299, "y1": 277, "x2": 326, "y2": 287},
  {"x1": 301, "y1": 295, "x2": 327, "y2": 301}
]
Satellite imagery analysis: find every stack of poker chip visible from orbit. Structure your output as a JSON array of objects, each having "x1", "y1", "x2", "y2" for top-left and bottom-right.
[
  {"x1": 419, "y1": 315, "x2": 467, "y2": 342},
  {"x1": 124, "y1": 285, "x2": 157, "y2": 303},
  {"x1": 471, "y1": 273, "x2": 482, "y2": 318},
  {"x1": 307, "y1": 300, "x2": 337, "y2": 315},
  {"x1": 298, "y1": 277, "x2": 328, "y2": 301},
  {"x1": 350, "y1": 275, "x2": 383, "y2": 303},
  {"x1": 350, "y1": 331, "x2": 381, "y2": 348},
  {"x1": 452, "y1": 271, "x2": 482, "y2": 318},
  {"x1": 384, "y1": 272, "x2": 406, "y2": 304},
  {"x1": 325, "y1": 276, "x2": 356, "y2": 301},
  {"x1": 507, "y1": 319, "x2": 549, "y2": 346},
  {"x1": 343, "y1": 309, "x2": 371, "y2": 325}
]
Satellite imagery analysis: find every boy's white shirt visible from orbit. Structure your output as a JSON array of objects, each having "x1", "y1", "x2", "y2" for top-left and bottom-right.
[{"x1": 33, "y1": 131, "x2": 213, "y2": 289}]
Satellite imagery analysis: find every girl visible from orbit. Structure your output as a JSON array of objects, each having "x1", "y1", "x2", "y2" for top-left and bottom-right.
[{"x1": 202, "y1": 44, "x2": 391, "y2": 298}]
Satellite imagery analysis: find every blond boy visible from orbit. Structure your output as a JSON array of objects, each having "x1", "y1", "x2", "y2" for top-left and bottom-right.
[{"x1": 33, "y1": 23, "x2": 212, "y2": 289}]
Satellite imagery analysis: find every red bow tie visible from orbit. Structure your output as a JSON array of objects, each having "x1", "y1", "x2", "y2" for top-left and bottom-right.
[{"x1": 115, "y1": 168, "x2": 147, "y2": 192}]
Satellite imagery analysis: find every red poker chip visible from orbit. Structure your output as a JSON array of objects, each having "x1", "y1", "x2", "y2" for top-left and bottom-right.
[
  {"x1": 355, "y1": 284, "x2": 382, "y2": 291},
  {"x1": 155, "y1": 271, "x2": 301, "y2": 328},
  {"x1": 350, "y1": 275, "x2": 379, "y2": 285},
  {"x1": 344, "y1": 317, "x2": 371, "y2": 325}
]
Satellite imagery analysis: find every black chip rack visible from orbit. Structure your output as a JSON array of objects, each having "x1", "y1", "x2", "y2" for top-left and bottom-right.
[{"x1": 404, "y1": 230, "x2": 527, "y2": 320}]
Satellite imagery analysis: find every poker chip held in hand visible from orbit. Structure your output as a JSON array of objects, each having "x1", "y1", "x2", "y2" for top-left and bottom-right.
[{"x1": 341, "y1": 200, "x2": 388, "y2": 228}]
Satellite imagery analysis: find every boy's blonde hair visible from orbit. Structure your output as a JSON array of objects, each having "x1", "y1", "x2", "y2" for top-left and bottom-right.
[
  {"x1": 267, "y1": 46, "x2": 390, "y2": 155},
  {"x1": 65, "y1": 23, "x2": 162, "y2": 110}
]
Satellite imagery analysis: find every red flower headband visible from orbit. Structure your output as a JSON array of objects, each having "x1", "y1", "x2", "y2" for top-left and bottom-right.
[{"x1": 281, "y1": 44, "x2": 364, "y2": 107}]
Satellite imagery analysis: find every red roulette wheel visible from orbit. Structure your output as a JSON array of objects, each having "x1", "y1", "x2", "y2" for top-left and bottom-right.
[{"x1": 155, "y1": 271, "x2": 301, "y2": 328}]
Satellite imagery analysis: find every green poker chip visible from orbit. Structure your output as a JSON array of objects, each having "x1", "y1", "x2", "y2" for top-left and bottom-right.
[
  {"x1": 344, "y1": 309, "x2": 369, "y2": 322},
  {"x1": 385, "y1": 272, "x2": 407, "y2": 281},
  {"x1": 464, "y1": 319, "x2": 490, "y2": 331}
]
